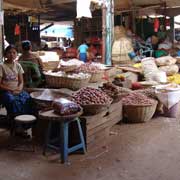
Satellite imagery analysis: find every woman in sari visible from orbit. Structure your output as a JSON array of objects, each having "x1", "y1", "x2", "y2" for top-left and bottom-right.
[{"x1": 0, "y1": 45, "x2": 34, "y2": 116}]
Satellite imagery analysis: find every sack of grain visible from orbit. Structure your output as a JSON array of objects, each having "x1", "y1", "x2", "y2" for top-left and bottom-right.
[
  {"x1": 155, "y1": 56, "x2": 177, "y2": 66},
  {"x1": 159, "y1": 64, "x2": 179, "y2": 76},
  {"x1": 141, "y1": 57, "x2": 167, "y2": 83},
  {"x1": 141, "y1": 57, "x2": 158, "y2": 78}
]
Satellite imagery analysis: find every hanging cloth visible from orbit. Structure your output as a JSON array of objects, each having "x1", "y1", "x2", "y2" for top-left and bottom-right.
[
  {"x1": 14, "y1": 24, "x2": 20, "y2": 35},
  {"x1": 76, "y1": 0, "x2": 92, "y2": 18},
  {"x1": 154, "y1": 18, "x2": 160, "y2": 32}
]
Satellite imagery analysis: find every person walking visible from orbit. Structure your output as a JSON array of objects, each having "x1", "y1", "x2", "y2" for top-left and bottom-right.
[{"x1": 77, "y1": 40, "x2": 89, "y2": 62}]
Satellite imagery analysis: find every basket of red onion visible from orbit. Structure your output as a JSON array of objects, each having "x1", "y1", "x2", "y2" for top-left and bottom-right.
[
  {"x1": 122, "y1": 92, "x2": 157, "y2": 123},
  {"x1": 72, "y1": 87, "x2": 112, "y2": 115}
]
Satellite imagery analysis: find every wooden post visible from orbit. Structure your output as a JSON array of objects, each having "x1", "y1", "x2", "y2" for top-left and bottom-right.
[
  {"x1": 0, "y1": 0, "x2": 3, "y2": 60},
  {"x1": 132, "y1": 10, "x2": 136, "y2": 34},
  {"x1": 170, "y1": 16, "x2": 175, "y2": 42}
]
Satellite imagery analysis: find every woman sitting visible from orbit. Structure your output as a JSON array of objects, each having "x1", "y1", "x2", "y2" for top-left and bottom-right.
[
  {"x1": 0, "y1": 45, "x2": 34, "y2": 117},
  {"x1": 18, "y1": 40, "x2": 44, "y2": 87},
  {"x1": 18, "y1": 40, "x2": 43, "y2": 69}
]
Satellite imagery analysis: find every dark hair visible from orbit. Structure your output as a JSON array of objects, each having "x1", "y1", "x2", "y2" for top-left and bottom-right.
[
  {"x1": 22, "y1": 40, "x2": 31, "y2": 51},
  {"x1": 4, "y1": 44, "x2": 17, "y2": 56},
  {"x1": 82, "y1": 40, "x2": 86, "y2": 44}
]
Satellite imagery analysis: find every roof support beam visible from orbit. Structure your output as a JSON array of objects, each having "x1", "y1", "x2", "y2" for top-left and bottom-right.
[{"x1": 40, "y1": 23, "x2": 54, "y2": 32}]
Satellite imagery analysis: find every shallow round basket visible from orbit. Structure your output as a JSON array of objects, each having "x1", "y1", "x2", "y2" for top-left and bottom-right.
[
  {"x1": 89, "y1": 71, "x2": 104, "y2": 83},
  {"x1": 59, "y1": 65, "x2": 77, "y2": 72},
  {"x1": 81, "y1": 102, "x2": 111, "y2": 115},
  {"x1": 123, "y1": 101, "x2": 157, "y2": 123}
]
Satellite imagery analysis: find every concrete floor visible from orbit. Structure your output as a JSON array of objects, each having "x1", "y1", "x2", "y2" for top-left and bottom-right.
[{"x1": 0, "y1": 116, "x2": 180, "y2": 180}]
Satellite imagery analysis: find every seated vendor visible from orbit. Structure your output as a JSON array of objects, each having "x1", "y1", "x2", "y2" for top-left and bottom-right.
[
  {"x1": 18, "y1": 40, "x2": 44, "y2": 87},
  {"x1": 18, "y1": 40, "x2": 43, "y2": 70},
  {"x1": 0, "y1": 45, "x2": 34, "y2": 117},
  {"x1": 146, "y1": 35, "x2": 159, "y2": 50}
]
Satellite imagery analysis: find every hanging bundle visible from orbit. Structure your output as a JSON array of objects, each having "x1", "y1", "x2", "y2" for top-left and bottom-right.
[
  {"x1": 154, "y1": 18, "x2": 160, "y2": 32},
  {"x1": 14, "y1": 24, "x2": 20, "y2": 35}
]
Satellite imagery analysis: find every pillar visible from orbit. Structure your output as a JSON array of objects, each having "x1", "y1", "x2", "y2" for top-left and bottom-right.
[
  {"x1": 170, "y1": 16, "x2": 175, "y2": 42},
  {"x1": 105, "y1": 0, "x2": 114, "y2": 65},
  {"x1": 0, "y1": 0, "x2": 3, "y2": 60}
]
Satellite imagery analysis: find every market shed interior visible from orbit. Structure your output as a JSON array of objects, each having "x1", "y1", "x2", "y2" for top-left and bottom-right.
[{"x1": 0, "y1": 0, "x2": 180, "y2": 180}]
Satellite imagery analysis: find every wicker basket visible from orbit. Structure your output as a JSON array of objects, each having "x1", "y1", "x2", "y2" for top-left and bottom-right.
[
  {"x1": 123, "y1": 101, "x2": 157, "y2": 123},
  {"x1": 59, "y1": 65, "x2": 77, "y2": 72},
  {"x1": 42, "y1": 61, "x2": 59, "y2": 71},
  {"x1": 45, "y1": 74, "x2": 90, "y2": 90},
  {"x1": 89, "y1": 71, "x2": 104, "y2": 83},
  {"x1": 81, "y1": 103, "x2": 111, "y2": 115},
  {"x1": 112, "y1": 58, "x2": 133, "y2": 65},
  {"x1": 112, "y1": 93, "x2": 129, "y2": 103}
]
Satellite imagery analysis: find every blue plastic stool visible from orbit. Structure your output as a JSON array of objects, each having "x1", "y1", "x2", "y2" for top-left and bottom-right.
[{"x1": 43, "y1": 116, "x2": 86, "y2": 163}]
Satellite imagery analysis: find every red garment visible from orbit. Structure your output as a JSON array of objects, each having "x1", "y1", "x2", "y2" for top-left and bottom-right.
[
  {"x1": 14, "y1": 24, "x2": 20, "y2": 35},
  {"x1": 154, "y1": 18, "x2": 160, "y2": 32}
]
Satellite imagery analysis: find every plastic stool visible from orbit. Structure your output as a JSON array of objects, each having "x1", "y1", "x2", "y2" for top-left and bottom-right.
[
  {"x1": 10, "y1": 115, "x2": 37, "y2": 152},
  {"x1": 43, "y1": 117, "x2": 86, "y2": 163}
]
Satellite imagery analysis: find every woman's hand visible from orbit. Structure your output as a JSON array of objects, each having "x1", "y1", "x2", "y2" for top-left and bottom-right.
[{"x1": 12, "y1": 86, "x2": 22, "y2": 95}]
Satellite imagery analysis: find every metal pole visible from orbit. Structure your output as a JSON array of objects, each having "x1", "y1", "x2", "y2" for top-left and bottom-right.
[
  {"x1": 0, "y1": 0, "x2": 3, "y2": 60},
  {"x1": 105, "y1": 0, "x2": 114, "y2": 65},
  {"x1": 102, "y1": 1, "x2": 106, "y2": 64}
]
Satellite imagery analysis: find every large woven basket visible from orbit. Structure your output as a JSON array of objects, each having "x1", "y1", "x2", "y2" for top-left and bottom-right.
[
  {"x1": 89, "y1": 71, "x2": 104, "y2": 83},
  {"x1": 45, "y1": 74, "x2": 90, "y2": 90},
  {"x1": 123, "y1": 101, "x2": 157, "y2": 123},
  {"x1": 81, "y1": 103, "x2": 111, "y2": 115},
  {"x1": 59, "y1": 65, "x2": 77, "y2": 72}
]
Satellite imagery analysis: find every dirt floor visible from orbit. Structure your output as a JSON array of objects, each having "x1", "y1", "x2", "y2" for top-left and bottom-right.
[{"x1": 0, "y1": 116, "x2": 180, "y2": 180}]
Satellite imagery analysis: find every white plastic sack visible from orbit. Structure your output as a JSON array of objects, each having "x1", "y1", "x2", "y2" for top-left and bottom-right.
[
  {"x1": 150, "y1": 71, "x2": 167, "y2": 83},
  {"x1": 141, "y1": 57, "x2": 160, "y2": 81},
  {"x1": 155, "y1": 56, "x2": 177, "y2": 66},
  {"x1": 159, "y1": 64, "x2": 179, "y2": 76},
  {"x1": 141, "y1": 57, "x2": 158, "y2": 75},
  {"x1": 155, "y1": 84, "x2": 180, "y2": 109}
]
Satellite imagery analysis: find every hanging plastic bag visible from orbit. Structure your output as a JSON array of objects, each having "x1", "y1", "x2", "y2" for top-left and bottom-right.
[{"x1": 76, "y1": 0, "x2": 92, "y2": 18}]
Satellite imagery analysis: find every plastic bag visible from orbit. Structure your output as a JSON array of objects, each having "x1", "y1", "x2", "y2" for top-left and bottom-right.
[
  {"x1": 155, "y1": 56, "x2": 177, "y2": 66},
  {"x1": 52, "y1": 98, "x2": 80, "y2": 115},
  {"x1": 159, "y1": 64, "x2": 179, "y2": 76}
]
